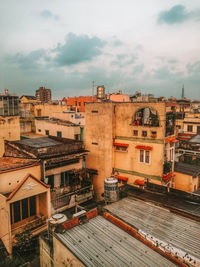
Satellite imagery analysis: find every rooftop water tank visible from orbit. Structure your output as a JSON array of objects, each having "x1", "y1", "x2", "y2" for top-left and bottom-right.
[
  {"x1": 97, "y1": 85, "x2": 105, "y2": 99},
  {"x1": 104, "y1": 177, "x2": 119, "y2": 203}
]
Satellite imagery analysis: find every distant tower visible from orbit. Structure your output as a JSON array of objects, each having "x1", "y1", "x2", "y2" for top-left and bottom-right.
[{"x1": 181, "y1": 85, "x2": 184, "y2": 99}]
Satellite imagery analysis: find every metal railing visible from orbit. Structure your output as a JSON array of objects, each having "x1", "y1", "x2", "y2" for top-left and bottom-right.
[
  {"x1": 51, "y1": 186, "x2": 92, "y2": 209},
  {"x1": 11, "y1": 215, "x2": 46, "y2": 236}
]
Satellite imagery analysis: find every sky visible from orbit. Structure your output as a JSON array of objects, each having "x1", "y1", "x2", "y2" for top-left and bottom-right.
[{"x1": 0, "y1": 0, "x2": 200, "y2": 99}]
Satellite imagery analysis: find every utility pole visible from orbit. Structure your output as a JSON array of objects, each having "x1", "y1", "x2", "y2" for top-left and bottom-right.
[{"x1": 92, "y1": 81, "x2": 94, "y2": 98}]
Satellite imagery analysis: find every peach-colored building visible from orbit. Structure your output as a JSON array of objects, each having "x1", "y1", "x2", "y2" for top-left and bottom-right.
[
  {"x1": 174, "y1": 162, "x2": 200, "y2": 192},
  {"x1": 0, "y1": 157, "x2": 50, "y2": 255},
  {"x1": 106, "y1": 91, "x2": 130, "y2": 102},
  {"x1": 85, "y1": 102, "x2": 177, "y2": 200}
]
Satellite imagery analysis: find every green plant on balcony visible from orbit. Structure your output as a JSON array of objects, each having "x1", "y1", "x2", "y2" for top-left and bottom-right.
[{"x1": 163, "y1": 161, "x2": 172, "y2": 174}]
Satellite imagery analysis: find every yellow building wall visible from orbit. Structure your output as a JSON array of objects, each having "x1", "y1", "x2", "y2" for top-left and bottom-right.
[
  {"x1": 174, "y1": 172, "x2": 199, "y2": 192},
  {"x1": 34, "y1": 104, "x2": 69, "y2": 117},
  {"x1": 53, "y1": 236, "x2": 84, "y2": 267},
  {"x1": 8, "y1": 176, "x2": 48, "y2": 203},
  {"x1": 85, "y1": 102, "x2": 166, "y2": 200},
  {"x1": 0, "y1": 164, "x2": 41, "y2": 195},
  {"x1": 35, "y1": 119, "x2": 80, "y2": 139},
  {"x1": 45, "y1": 160, "x2": 82, "y2": 177},
  {"x1": 85, "y1": 103, "x2": 114, "y2": 200},
  {"x1": 0, "y1": 116, "x2": 20, "y2": 156},
  {"x1": 0, "y1": 194, "x2": 12, "y2": 254},
  {"x1": 20, "y1": 96, "x2": 38, "y2": 103}
]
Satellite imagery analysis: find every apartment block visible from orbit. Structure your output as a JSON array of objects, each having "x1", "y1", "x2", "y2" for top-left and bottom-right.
[{"x1": 85, "y1": 102, "x2": 177, "y2": 200}]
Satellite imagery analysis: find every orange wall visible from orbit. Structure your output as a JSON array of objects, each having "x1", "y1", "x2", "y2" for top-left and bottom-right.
[{"x1": 67, "y1": 96, "x2": 97, "y2": 112}]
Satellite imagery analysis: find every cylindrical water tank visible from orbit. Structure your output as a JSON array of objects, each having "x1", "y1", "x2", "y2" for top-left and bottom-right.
[
  {"x1": 97, "y1": 85, "x2": 105, "y2": 99},
  {"x1": 104, "y1": 177, "x2": 119, "y2": 203}
]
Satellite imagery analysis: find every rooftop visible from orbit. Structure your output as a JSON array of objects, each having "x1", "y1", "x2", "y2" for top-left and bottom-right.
[
  {"x1": 104, "y1": 197, "x2": 200, "y2": 261},
  {"x1": 0, "y1": 157, "x2": 39, "y2": 173},
  {"x1": 174, "y1": 162, "x2": 200, "y2": 177},
  {"x1": 16, "y1": 137, "x2": 62, "y2": 148},
  {"x1": 5, "y1": 136, "x2": 86, "y2": 159},
  {"x1": 56, "y1": 216, "x2": 175, "y2": 267},
  {"x1": 189, "y1": 135, "x2": 200, "y2": 144},
  {"x1": 20, "y1": 95, "x2": 36, "y2": 100},
  {"x1": 36, "y1": 117, "x2": 79, "y2": 127}
]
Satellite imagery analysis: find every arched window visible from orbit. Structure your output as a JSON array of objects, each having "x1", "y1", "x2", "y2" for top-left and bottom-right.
[{"x1": 133, "y1": 107, "x2": 159, "y2": 127}]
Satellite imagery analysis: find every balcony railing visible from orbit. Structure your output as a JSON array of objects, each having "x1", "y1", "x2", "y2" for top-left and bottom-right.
[
  {"x1": 11, "y1": 215, "x2": 46, "y2": 236},
  {"x1": 51, "y1": 186, "x2": 93, "y2": 210}
]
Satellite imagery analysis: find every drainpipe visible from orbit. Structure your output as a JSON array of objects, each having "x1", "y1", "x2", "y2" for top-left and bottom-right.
[{"x1": 42, "y1": 160, "x2": 46, "y2": 182}]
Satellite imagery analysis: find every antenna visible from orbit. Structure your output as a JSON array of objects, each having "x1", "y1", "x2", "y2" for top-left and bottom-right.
[
  {"x1": 92, "y1": 81, "x2": 94, "y2": 97},
  {"x1": 181, "y1": 85, "x2": 184, "y2": 99}
]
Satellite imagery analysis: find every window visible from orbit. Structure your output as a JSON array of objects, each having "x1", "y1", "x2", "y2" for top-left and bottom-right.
[
  {"x1": 38, "y1": 129, "x2": 41, "y2": 132},
  {"x1": 75, "y1": 101, "x2": 77, "y2": 106},
  {"x1": 79, "y1": 102, "x2": 81, "y2": 106},
  {"x1": 10, "y1": 196, "x2": 36, "y2": 225},
  {"x1": 142, "y1": 131, "x2": 147, "y2": 137},
  {"x1": 169, "y1": 147, "x2": 174, "y2": 162},
  {"x1": 139, "y1": 150, "x2": 151, "y2": 164},
  {"x1": 92, "y1": 110, "x2": 98, "y2": 113},
  {"x1": 46, "y1": 175, "x2": 54, "y2": 189},
  {"x1": 57, "y1": 131, "x2": 62, "y2": 137},
  {"x1": 45, "y1": 130, "x2": 49, "y2": 135},
  {"x1": 133, "y1": 130, "x2": 138, "y2": 136},
  {"x1": 197, "y1": 126, "x2": 200, "y2": 134},
  {"x1": 151, "y1": 131, "x2": 157, "y2": 138},
  {"x1": 74, "y1": 134, "x2": 80, "y2": 140},
  {"x1": 92, "y1": 142, "x2": 98, "y2": 145},
  {"x1": 60, "y1": 172, "x2": 70, "y2": 188},
  {"x1": 187, "y1": 125, "x2": 193, "y2": 132},
  {"x1": 115, "y1": 146, "x2": 128, "y2": 152}
]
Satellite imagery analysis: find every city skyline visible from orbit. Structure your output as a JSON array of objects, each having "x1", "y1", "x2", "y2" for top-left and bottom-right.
[{"x1": 0, "y1": 0, "x2": 200, "y2": 99}]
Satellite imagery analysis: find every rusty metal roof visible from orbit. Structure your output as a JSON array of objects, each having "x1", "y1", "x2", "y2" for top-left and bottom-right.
[
  {"x1": 104, "y1": 197, "x2": 200, "y2": 262},
  {"x1": 0, "y1": 157, "x2": 39, "y2": 173},
  {"x1": 56, "y1": 216, "x2": 175, "y2": 267},
  {"x1": 16, "y1": 137, "x2": 62, "y2": 148}
]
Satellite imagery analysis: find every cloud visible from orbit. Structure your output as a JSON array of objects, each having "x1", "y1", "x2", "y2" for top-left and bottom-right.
[
  {"x1": 111, "y1": 54, "x2": 137, "y2": 67},
  {"x1": 53, "y1": 33, "x2": 106, "y2": 66},
  {"x1": 157, "y1": 5, "x2": 200, "y2": 24},
  {"x1": 133, "y1": 64, "x2": 144, "y2": 74},
  {"x1": 6, "y1": 49, "x2": 46, "y2": 70},
  {"x1": 112, "y1": 39, "x2": 123, "y2": 46},
  {"x1": 40, "y1": 10, "x2": 60, "y2": 20}
]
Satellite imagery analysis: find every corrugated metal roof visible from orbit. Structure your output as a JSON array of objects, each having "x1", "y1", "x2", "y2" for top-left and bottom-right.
[
  {"x1": 56, "y1": 216, "x2": 175, "y2": 267},
  {"x1": 104, "y1": 197, "x2": 200, "y2": 260},
  {"x1": 174, "y1": 162, "x2": 200, "y2": 177}
]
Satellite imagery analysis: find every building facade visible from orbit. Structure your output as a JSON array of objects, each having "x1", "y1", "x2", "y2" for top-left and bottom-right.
[
  {"x1": 0, "y1": 157, "x2": 50, "y2": 255},
  {"x1": 35, "y1": 87, "x2": 51, "y2": 103},
  {"x1": 35, "y1": 118, "x2": 81, "y2": 140},
  {"x1": 85, "y1": 102, "x2": 176, "y2": 200},
  {"x1": 4, "y1": 137, "x2": 95, "y2": 214},
  {"x1": 67, "y1": 96, "x2": 97, "y2": 112}
]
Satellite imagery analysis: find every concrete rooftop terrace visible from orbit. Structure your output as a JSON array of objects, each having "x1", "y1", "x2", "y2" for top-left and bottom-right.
[
  {"x1": 104, "y1": 197, "x2": 200, "y2": 263},
  {"x1": 56, "y1": 216, "x2": 175, "y2": 267},
  {"x1": 0, "y1": 157, "x2": 39, "y2": 173}
]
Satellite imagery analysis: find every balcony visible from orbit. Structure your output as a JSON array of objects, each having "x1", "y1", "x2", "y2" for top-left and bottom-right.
[
  {"x1": 11, "y1": 215, "x2": 47, "y2": 237},
  {"x1": 51, "y1": 186, "x2": 93, "y2": 211}
]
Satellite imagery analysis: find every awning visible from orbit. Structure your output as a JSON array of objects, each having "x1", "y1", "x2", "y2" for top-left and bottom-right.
[
  {"x1": 162, "y1": 171, "x2": 173, "y2": 181},
  {"x1": 114, "y1": 143, "x2": 129, "y2": 147},
  {"x1": 117, "y1": 176, "x2": 128, "y2": 182},
  {"x1": 171, "y1": 139, "x2": 179, "y2": 143},
  {"x1": 135, "y1": 145, "x2": 152, "y2": 150},
  {"x1": 134, "y1": 179, "x2": 145, "y2": 186}
]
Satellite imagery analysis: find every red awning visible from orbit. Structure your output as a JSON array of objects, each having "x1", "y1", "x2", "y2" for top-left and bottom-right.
[
  {"x1": 117, "y1": 176, "x2": 128, "y2": 181},
  {"x1": 134, "y1": 179, "x2": 145, "y2": 186},
  {"x1": 171, "y1": 139, "x2": 179, "y2": 143},
  {"x1": 162, "y1": 172, "x2": 173, "y2": 181},
  {"x1": 135, "y1": 145, "x2": 152, "y2": 150},
  {"x1": 114, "y1": 143, "x2": 129, "y2": 147}
]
